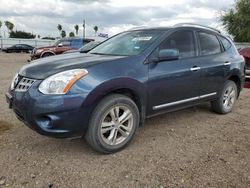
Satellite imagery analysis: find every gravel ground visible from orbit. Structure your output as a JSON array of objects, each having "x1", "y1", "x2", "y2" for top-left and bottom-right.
[{"x1": 0, "y1": 52, "x2": 249, "y2": 188}]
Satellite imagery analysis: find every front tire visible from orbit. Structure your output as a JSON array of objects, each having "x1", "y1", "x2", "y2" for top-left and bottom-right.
[
  {"x1": 211, "y1": 80, "x2": 238, "y2": 114},
  {"x1": 85, "y1": 94, "x2": 140, "y2": 154}
]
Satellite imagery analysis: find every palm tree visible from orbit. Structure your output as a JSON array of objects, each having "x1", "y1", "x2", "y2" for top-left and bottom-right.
[
  {"x1": 93, "y1": 26, "x2": 98, "y2": 36},
  {"x1": 5, "y1": 21, "x2": 14, "y2": 32},
  {"x1": 61, "y1": 30, "x2": 66, "y2": 38},
  {"x1": 74, "y1": 25, "x2": 79, "y2": 35},
  {"x1": 57, "y1": 24, "x2": 62, "y2": 37},
  {"x1": 69, "y1": 32, "x2": 75, "y2": 37}
]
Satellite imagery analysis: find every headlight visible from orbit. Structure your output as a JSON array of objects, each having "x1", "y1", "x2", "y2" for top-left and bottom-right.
[
  {"x1": 10, "y1": 73, "x2": 18, "y2": 90},
  {"x1": 36, "y1": 49, "x2": 43, "y2": 54},
  {"x1": 39, "y1": 69, "x2": 88, "y2": 95}
]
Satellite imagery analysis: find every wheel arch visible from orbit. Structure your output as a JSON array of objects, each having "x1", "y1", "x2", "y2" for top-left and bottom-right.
[
  {"x1": 227, "y1": 74, "x2": 242, "y2": 97},
  {"x1": 40, "y1": 50, "x2": 55, "y2": 57},
  {"x1": 83, "y1": 78, "x2": 147, "y2": 127}
]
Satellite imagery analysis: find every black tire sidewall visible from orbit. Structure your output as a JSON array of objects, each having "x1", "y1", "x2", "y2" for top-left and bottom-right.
[{"x1": 42, "y1": 53, "x2": 53, "y2": 57}]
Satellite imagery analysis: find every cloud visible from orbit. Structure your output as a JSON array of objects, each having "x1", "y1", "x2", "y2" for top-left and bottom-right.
[{"x1": 0, "y1": 0, "x2": 235, "y2": 38}]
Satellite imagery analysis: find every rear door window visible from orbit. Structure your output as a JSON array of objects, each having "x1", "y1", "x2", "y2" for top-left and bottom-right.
[{"x1": 198, "y1": 32, "x2": 221, "y2": 56}]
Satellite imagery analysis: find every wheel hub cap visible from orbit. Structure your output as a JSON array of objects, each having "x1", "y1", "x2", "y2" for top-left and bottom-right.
[
  {"x1": 223, "y1": 86, "x2": 236, "y2": 110},
  {"x1": 100, "y1": 106, "x2": 133, "y2": 146}
]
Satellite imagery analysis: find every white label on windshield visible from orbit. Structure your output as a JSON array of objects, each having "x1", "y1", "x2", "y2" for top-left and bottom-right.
[{"x1": 132, "y1": 37, "x2": 152, "y2": 41}]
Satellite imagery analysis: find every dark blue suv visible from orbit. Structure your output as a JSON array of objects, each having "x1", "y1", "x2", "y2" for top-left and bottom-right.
[{"x1": 6, "y1": 24, "x2": 245, "y2": 153}]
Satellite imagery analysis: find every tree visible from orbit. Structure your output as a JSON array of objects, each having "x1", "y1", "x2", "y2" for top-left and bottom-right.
[
  {"x1": 74, "y1": 24, "x2": 79, "y2": 35},
  {"x1": 57, "y1": 24, "x2": 62, "y2": 37},
  {"x1": 9, "y1": 30, "x2": 36, "y2": 39},
  {"x1": 5, "y1": 21, "x2": 14, "y2": 32},
  {"x1": 220, "y1": 0, "x2": 250, "y2": 42},
  {"x1": 93, "y1": 26, "x2": 98, "y2": 36},
  {"x1": 42, "y1": 36, "x2": 55, "y2": 40},
  {"x1": 61, "y1": 30, "x2": 66, "y2": 38},
  {"x1": 69, "y1": 32, "x2": 75, "y2": 37}
]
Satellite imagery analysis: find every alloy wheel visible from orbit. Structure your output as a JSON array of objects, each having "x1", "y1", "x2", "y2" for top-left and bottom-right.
[
  {"x1": 223, "y1": 85, "x2": 236, "y2": 111},
  {"x1": 100, "y1": 105, "x2": 134, "y2": 146}
]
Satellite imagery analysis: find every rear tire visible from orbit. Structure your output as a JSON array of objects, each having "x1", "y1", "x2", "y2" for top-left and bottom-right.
[
  {"x1": 211, "y1": 80, "x2": 238, "y2": 114},
  {"x1": 85, "y1": 94, "x2": 140, "y2": 154}
]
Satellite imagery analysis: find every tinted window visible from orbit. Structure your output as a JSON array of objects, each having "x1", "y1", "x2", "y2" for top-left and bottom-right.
[
  {"x1": 71, "y1": 39, "x2": 83, "y2": 49},
  {"x1": 160, "y1": 31, "x2": 196, "y2": 58},
  {"x1": 15, "y1": 44, "x2": 22, "y2": 48},
  {"x1": 198, "y1": 32, "x2": 221, "y2": 55},
  {"x1": 219, "y1": 36, "x2": 232, "y2": 50}
]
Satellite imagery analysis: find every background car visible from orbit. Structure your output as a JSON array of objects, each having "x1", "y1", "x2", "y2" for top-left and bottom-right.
[
  {"x1": 63, "y1": 41, "x2": 101, "y2": 54},
  {"x1": 30, "y1": 37, "x2": 94, "y2": 60},
  {"x1": 2, "y1": 44, "x2": 34, "y2": 53},
  {"x1": 238, "y1": 47, "x2": 250, "y2": 88}
]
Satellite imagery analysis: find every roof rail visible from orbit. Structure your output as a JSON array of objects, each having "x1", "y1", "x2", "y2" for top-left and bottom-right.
[
  {"x1": 174, "y1": 23, "x2": 221, "y2": 33},
  {"x1": 129, "y1": 26, "x2": 149, "y2": 30}
]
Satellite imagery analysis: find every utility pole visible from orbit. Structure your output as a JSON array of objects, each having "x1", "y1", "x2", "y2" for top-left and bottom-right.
[{"x1": 83, "y1": 19, "x2": 85, "y2": 39}]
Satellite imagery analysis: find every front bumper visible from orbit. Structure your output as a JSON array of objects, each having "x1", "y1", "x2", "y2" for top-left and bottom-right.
[
  {"x1": 30, "y1": 54, "x2": 41, "y2": 61},
  {"x1": 6, "y1": 81, "x2": 91, "y2": 138}
]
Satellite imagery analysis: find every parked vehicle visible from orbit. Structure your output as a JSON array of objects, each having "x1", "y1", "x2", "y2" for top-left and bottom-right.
[
  {"x1": 6, "y1": 24, "x2": 245, "y2": 153},
  {"x1": 2, "y1": 44, "x2": 34, "y2": 53},
  {"x1": 30, "y1": 37, "x2": 94, "y2": 60},
  {"x1": 63, "y1": 41, "x2": 101, "y2": 54},
  {"x1": 238, "y1": 47, "x2": 250, "y2": 88}
]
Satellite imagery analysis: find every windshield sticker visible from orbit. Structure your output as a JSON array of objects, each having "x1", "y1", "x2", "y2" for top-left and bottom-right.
[{"x1": 132, "y1": 37, "x2": 152, "y2": 41}]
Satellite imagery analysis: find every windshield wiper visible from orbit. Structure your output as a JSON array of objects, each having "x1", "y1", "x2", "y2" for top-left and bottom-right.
[{"x1": 90, "y1": 52, "x2": 106, "y2": 55}]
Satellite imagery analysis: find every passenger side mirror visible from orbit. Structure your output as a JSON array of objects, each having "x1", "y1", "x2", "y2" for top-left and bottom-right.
[
  {"x1": 58, "y1": 41, "x2": 70, "y2": 47},
  {"x1": 158, "y1": 49, "x2": 179, "y2": 61}
]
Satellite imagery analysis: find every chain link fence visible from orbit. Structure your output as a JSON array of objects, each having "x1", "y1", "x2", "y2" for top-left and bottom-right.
[
  {"x1": 235, "y1": 43, "x2": 250, "y2": 49},
  {"x1": 0, "y1": 38, "x2": 55, "y2": 50},
  {"x1": 1, "y1": 37, "x2": 250, "y2": 50}
]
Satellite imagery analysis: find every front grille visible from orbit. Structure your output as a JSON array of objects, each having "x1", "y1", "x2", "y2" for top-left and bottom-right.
[{"x1": 15, "y1": 77, "x2": 36, "y2": 92}]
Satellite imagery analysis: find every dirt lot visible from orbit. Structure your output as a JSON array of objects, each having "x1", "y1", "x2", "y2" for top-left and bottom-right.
[{"x1": 0, "y1": 52, "x2": 249, "y2": 188}]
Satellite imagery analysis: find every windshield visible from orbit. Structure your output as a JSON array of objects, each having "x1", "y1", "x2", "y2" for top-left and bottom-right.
[
  {"x1": 89, "y1": 30, "x2": 164, "y2": 56},
  {"x1": 80, "y1": 41, "x2": 100, "y2": 52},
  {"x1": 53, "y1": 39, "x2": 62, "y2": 46}
]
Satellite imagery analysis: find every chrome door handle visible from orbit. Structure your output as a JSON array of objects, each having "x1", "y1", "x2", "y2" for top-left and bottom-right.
[
  {"x1": 224, "y1": 61, "x2": 231, "y2": 65},
  {"x1": 190, "y1": 67, "x2": 201, "y2": 71}
]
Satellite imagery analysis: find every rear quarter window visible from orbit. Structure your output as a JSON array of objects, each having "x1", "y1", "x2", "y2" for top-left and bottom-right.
[
  {"x1": 198, "y1": 32, "x2": 221, "y2": 56},
  {"x1": 218, "y1": 36, "x2": 232, "y2": 51}
]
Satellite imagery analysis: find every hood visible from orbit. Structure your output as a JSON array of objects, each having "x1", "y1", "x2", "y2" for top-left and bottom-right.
[
  {"x1": 19, "y1": 53, "x2": 127, "y2": 79},
  {"x1": 35, "y1": 45, "x2": 56, "y2": 50},
  {"x1": 63, "y1": 49, "x2": 79, "y2": 54}
]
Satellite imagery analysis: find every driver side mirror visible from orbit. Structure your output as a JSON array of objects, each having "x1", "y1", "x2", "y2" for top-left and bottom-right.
[
  {"x1": 158, "y1": 49, "x2": 179, "y2": 61},
  {"x1": 58, "y1": 43, "x2": 63, "y2": 47}
]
